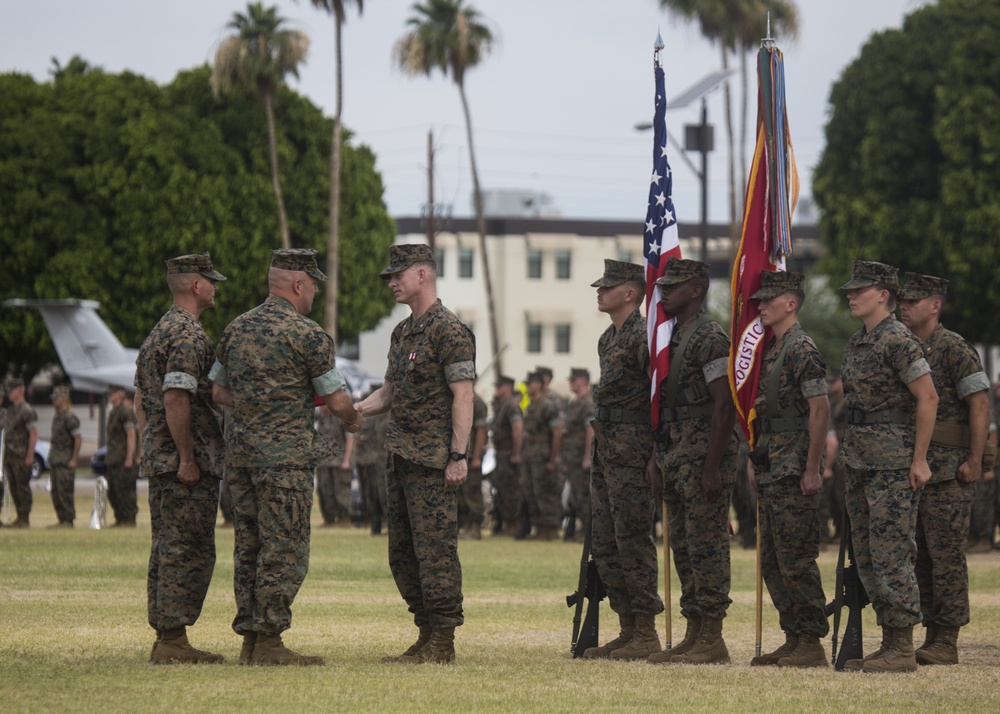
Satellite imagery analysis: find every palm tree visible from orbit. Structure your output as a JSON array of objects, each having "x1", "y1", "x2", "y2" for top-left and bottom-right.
[
  {"x1": 212, "y1": 2, "x2": 310, "y2": 249},
  {"x1": 302, "y1": 1, "x2": 365, "y2": 340},
  {"x1": 394, "y1": 0, "x2": 502, "y2": 376}
]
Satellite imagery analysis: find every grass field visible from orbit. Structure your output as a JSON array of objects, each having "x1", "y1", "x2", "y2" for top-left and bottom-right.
[{"x1": 2, "y1": 492, "x2": 999, "y2": 713}]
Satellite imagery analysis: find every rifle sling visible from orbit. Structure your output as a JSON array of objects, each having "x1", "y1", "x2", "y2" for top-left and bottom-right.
[
  {"x1": 755, "y1": 328, "x2": 806, "y2": 457},
  {"x1": 663, "y1": 313, "x2": 712, "y2": 414}
]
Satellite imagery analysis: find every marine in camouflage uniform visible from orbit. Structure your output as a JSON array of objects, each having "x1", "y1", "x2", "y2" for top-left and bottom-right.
[
  {"x1": 356, "y1": 406, "x2": 389, "y2": 535},
  {"x1": 134, "y1": 253, "x2": 228, "y2": 664},
  {"x1": 745, "y1": 271, "x2": 831, "y2": 668},
  {"x1": 561, "y1": 368, "x2": 595, "y2": 542},
  {"x1": 358, "y1": 243, "x2": 475, "y2": 664},
  {"x1": 899, "y1": 273, "x2": 991, "y2": 665},
  {"x1": 458, "y1": 393, "x2": 489, "y2": 539},
  {"x1": 650, "y1": 258, "x2": 739, "y2": 666},
  {"x1": 490, "y1": 376, "x2": 524, "y2": 535},
  {"x1": 839, "y1": 261, "x2": 939, "y2": 673},
  {"x1": 3, "y1": 378, "x2": 38, "y2": 527},
  {"x1": 48, "y1": 385, "x2": 81, "y2": 526},
  {"x1": 106, "y1": 385, "x2": 139, "y2": 526},
  {"x1": 582, "y1": 260, "x2": 664, "y2": 661},
  {"x1": 315, "y1": 406, "x2": 353, "y2": 526},
  {"x1": 822, "y1": 374, "x2": 848, "y2": 540},
  {"x1": 521, "y1": 373, "x2": 564, "y2": 540},
  {"x1": 211, "y1": 248, "x2": 359, "y2": 666}
]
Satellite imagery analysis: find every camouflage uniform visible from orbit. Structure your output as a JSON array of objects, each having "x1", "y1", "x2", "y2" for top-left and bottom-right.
[
  {"x1": 561, "y1": 382, "x2": 595, "y2": 531},
  {"x1": 841, "y1": 315, "x2": 930, "y2": 629},
  {"x1": 136, "y1": 302, "x2": 225, "y2": 632},
  {"x1": 384, "y1": 298, "x2": 475, "y2": 630},
  {"x1": 458, "y1": 394, "x2": 489, "y2": 530},
  {"x1": 106, "y1": 399, "x2": 139, "y2": 523},
  {"x1": 490, "y1": 393, "x2": 523, "y2": 528},
  {"x1": 913, "y1": 324, "x2": 988, "y2": 628},
  {"x1": 356, "y1": 410, "x2": 389, "y2": 534},
  {"x1": 3, "y1": 400, "x2": 38, "y2": 519},
  {"x1": 49, "y1": 402, "x2": 81, "y2": 524},
  {"x1": 823, "y1": 383, "x2": 848, "y2": 538},
  {"x1": 657, "y1": 313, "x2": 738, "y2": 622},
  {"x1": 591, "y1": 306, "x2": 664, "y2": 618},
  {"x1": 521, "y1": 392, "x2": 563, "y2": 529},
  {"x1": 752, "y1": 322, "x2": 830, "y2": 638},
  {"x1": 211, "y1": 294, "x2": 345, "y2": 637},
  {"x1": 315, "y1": 409, "x2": 351, "y2": 525}
]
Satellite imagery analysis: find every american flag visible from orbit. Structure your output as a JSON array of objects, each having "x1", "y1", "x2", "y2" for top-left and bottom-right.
[{"x1": 645, "y1": 61, "x2": 683, "y2": 430}]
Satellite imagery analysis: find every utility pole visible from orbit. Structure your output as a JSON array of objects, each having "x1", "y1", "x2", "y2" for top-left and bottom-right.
[{"x1": 426, "y1": 129, "x2": 436, "y2": 252}]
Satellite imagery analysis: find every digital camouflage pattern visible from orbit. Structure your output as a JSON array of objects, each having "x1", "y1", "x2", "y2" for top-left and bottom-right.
[
  {"x1": 657, "y1": 313, "x2": 737, "y2": 621},
  {"x1": 752, "y1": 323, "x2": 828, "y2": 484},
  {"x1": 459, "y1": 394, "x2": 489, "y2": 526},
  {"x1": 914, "y1": 323, "x2": 987, "y2": 629},
  {"x1": 356, "y1": 410, "x2": 389, "y2": 530},
  {"x1": 315, "y1": 408, "x2": 351, "y2": 524},
  {"x1": 841, "y1": 316, "x2": 930, "y2": 469},
  {"x1": 106, "y1": 402, "x2": 136, "y2": 466},
  {"x1": 522, "y1": 393, "x2": 563, "y2": 528},
  {"x1": 522, "y1": 393, "x2": 562, "y2": 460},
  {"x1": 591, "y1": 306, "x2": 663, "y2": 618},
  {"x1": 561, "y1": 388, "x2": 595, "y2": 526},
  {"x1": 490, "y1": 394, "x2": 523, "y2": 525},
  {"x1": 3, "y1": 402, "x2": 37, "y2": 517},
  {"x1": 106, "y1": 401, "x2": 138, "y2": 522},
  {"x1": 49, "y1": 408, "x2": 81, "y2": 524},
  {"x1": 135, "y1": 304, "x2": 224, "y2": 479},
  {"x1": 383, "y1": 299, "x2": 476, "y2": 469},
  {"x1": 212, "y1": 296, "x2": 343, "y2": 469}
]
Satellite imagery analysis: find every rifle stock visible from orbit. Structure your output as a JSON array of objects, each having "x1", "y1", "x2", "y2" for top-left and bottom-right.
[
  {"x1": 567, "y1": 521, "x2": 606, "y2": 658},
  {"x1": 826, "y1": 508, "x2": 869, "y2": 670}
]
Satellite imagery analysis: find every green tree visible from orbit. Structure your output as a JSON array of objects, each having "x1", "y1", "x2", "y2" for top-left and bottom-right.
[
  {"x1": 393, "y1": 0, "x2": 503, "y2": 376},
  {"x1": 813, "y1": 0, "x2": 1000, "y2": 344},
  {"x1": 212, "y1": 2, "x2": 310, "y2": 250},
  {"x1": 301, "y1": 1, "x2": 365, "y2": 341}
]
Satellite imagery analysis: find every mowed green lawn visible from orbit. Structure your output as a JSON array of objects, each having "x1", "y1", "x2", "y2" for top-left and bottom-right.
[{"x1": 2, "y1": 493, "x2": 999, "y2": 713}]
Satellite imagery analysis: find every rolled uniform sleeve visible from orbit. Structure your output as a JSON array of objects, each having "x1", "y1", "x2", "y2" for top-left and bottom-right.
[
  {"x1": 957, "y1": 371, "x2": 990, "y2": 400},
  {"x1": 901, "y1": 357, "x2": 931, "y2": 385},
  {"x1": 312, "y1": 367, "x2": 347, "y2": 397},
  {"x1": 703, "y1": 356, "x2": 729, "y2": 384},
  {"x1": 208, "y1": 360, "x2": 229, "y2": 388}
]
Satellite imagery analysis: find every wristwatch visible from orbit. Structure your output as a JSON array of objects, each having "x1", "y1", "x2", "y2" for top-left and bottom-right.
[{"x1": 449, "y1": 451, "x2": 467, "y2": 462}]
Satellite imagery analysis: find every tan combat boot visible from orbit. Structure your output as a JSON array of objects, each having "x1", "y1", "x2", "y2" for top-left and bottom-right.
[
  {"x1": 532, "y1": 525, "x2": 559, "y2": 541},
  {"x1": 380, "y1": 626, "x2": 432, "y2": 663},
  {"x1": 917, "y1": 622, "x2": 938, "y2": 652},
  {"x1": 862, "y1": 626, "x2": 917, "y2": 673},
  {"x1": 749, "y1": 632, "x2": 798, "y2": 666},
  {"x1": 12, "y1": 514, "x2": 29, "y2": 528},
  {"x1": 582, "y1": 614, "x2": 635, "y2": 659},
  {"x1": 670, "y1": 617, "x2": 730, "y2": 665},
  {"x1": 609, "y1": 613, "x2": 662, "y2": 660},
  {"x1": 250, "y1": 634, "x2": 324, "y2": 666},
  {"x1": 777, "y1": 634, "x2": 828, "y2": 668},
  {"x1": 647, "y1": 616, "x2": 702, "y2": 664},
  {"x1": 843, "y1": 627, "x2": 890, "y2": 671},
  {"x1": 401, "y1": 627, "x2": 455, "y2": 664},
  {"x1": 150, "y1": 627, "x2": 225, "y2": 664},
  {"x1": 916, "y1": 625, "x2": 959, "y2": 666},
  {"x1": 238, "y1": 633, "x2": 257, "y2": 665}
]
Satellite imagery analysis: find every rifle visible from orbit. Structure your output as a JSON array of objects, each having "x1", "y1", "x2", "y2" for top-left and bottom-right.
[
  {"x1": 825, "y1": 507, "x2": 869, "y2": 670},
  {"x1": 566, "y1": 518, "x2": 606, "y2": 657}
]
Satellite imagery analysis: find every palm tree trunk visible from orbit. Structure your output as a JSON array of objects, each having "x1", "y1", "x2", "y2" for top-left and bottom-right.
[
  {"x1": 722, "y1": 46, "x2": 738, "y2": 251},
  {"x1": 457, "y1": 81, "x2": 502, "y2": 378},
  {"x1": 263, "y1": 91, "x2": 291, "y2": 249},
  {"x1": 325, "y1": 17, "x2": 344, "y2": 339}
]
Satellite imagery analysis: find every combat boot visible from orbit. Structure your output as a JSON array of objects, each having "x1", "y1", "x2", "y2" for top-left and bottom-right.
[
  {"x1": 150, "y1": 627, "x2": 225, "y2": 664},
  {"x1": 670, "y1": 617, "x2": 730, "y2": 665},
  {"x1": 460, "y1": 522, "x2": 482, "y2": 540},
  {"x1": 610, "y1": 614, "x2": 662, "y2": 660},
  {"x1": 531, "y1": 525, "x2": 559, "y2": 541},
  {"x1": 916, "y1": 625, "x2": 959, "y2": 666},
  {"x1": 380, "y1": 626, "x2": 432, "y2": 663},
  {"x1": 149, "y1": 630, "x2": 161, "y2": 662},
  {"x1": 843, "y1": 626, "x2": 890, "y2": 671},
  {"x1": 250, "y1": 634, "x2": 324, "y2": 666},
  {"x1": 862, "y1": 627, "x2": 916, "y2": 673},
  {"x1": 917, "y1": 622, "x2": 939, "y2": 652},
  {"x1": 401, "y1": 627, "x2": 455, "y2": 664},
  {"x1": 12, "y1": 514, "x2": 29, "y2": 528},
  {"x1": 777, "y1": 634, "x2": 828, "y2": 668},
  {"x1": 238, "y1": 633, "x2": 257, "y2": 665},
  {"x1": 582, "y1": 614, "x2": 635, "y2": 659},
  {"x1": 647, "y1": 616, "x2": 701, "y2": 663},
  {"x1": 749, "y1": 632, "x2": 798, "y2": 666}
]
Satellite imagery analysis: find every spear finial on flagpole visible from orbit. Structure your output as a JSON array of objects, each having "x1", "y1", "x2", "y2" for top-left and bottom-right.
[
  {"x1": 761, "y1": 12, "x2": 776, "y2": 50},
  {"x1": 655, "y1": 29, "x2": 664, "y2": 68}
]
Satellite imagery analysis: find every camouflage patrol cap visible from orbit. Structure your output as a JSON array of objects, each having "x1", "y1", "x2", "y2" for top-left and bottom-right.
[
  {"x1": 898, "y1": 272, "x2": 948, "y2": 300},
  {"x1": 591, "y1": 259, "x2": 644, "y2": 288},
  {"x1": 107, "y1": 384, "x2": 126, "y2": 395},
  {"x1": 525, "y1": 371, "x2": 544, "y2": 384},
  {"x1": 4, "y1": 377, "x2": 24, "y2": 391},
  {"x1": 654, "y1": 257, "x2": 710, "y2": 286},
  {"x1": 51, "y1": 385, "x2": 71, "y2": 399},
  {"x1": 838, "y1": 260, "x2": 898, "y2": 290},
  {"x1": 271, "y1": 248, "x2": 327, "y2": 281},
  {"x1": 379, "y1": 244, "x2": 436, "y2": 279},
  {"x1": 165, "y1": 252, "x2": 227, "y2": 282},
  {"x1": 535, "y1": 366, "x2": 554, "y2": 380},
  {"x1": 750, "y1": 270, "x2": 805, "y2": 301},
  {"x1": 568, "y1": 368, "x2": 590, "y2": 381},
  {"x1": 495, "y1": 375, "x2": 515, "y2": 388}
]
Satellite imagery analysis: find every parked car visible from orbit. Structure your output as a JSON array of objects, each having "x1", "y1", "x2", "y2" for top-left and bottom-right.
[
  {"x1": 90, "y1": 446, "x2": 107, "y2": 476},
  {"x1": 30, "y1": 439, "x2": 50, "y2": 480}
]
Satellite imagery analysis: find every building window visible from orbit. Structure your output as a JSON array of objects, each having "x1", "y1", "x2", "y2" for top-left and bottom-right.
[
  {"x1": 436, "y1": 248, "x2": 446, "y2": 278},
  {"x1": 617, "y1": 249, "x2": 633, "y2": 263},
  {"x1": 555, "y1": 324, "x2": 571, "y2": 353},
  {"x1": 527, "y1": 248, "x2": 542, "y2": 279},
  {"x1": 458, "y1": 247, "x2": 474, "y2": 278},
  {"x1": 526, "y1": 323, "x2": 542, "y2": 353},
  {"x1": 555, "y1": 250, "x2": 571, "y2": 280}
]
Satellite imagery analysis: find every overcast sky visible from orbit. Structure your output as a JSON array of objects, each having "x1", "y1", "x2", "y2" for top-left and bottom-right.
[{"x1": 3, "y1": 0, "x2": 923, "y2": 224}]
